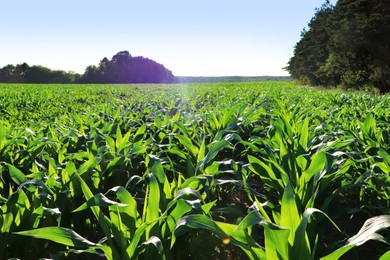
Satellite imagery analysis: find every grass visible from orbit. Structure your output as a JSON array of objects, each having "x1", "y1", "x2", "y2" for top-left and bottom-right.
[{"x1": 0, "y1": 82, "x2": 389, "y2": 259}]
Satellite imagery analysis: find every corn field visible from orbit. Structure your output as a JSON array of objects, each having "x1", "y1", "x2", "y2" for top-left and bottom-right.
[{"x1": 0, "y1": 82, "x2": 389, "y2": 259}]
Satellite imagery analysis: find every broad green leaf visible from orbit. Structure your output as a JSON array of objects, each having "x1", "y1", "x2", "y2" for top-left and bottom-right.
[
  {"x1": 198, "y1": 140, "x2": 230, "y2": 168},
  {"x1": 148, "y1": 155, "x2": 166, "y2": 186},
  {"x1": 298, "y1": 151, "x2": 327, "y2": 200},
  {"x1": 378, "y1": 149, "x2": 390, "y2": 163},
  {"x1": 154, "y1": 116, "x2": 162, "y2": 128},
  {"x1": 248, "y1": 155, "x2": 284, "y2": 194},
  {"x1": 14, "y1": 227, "x2": 97, "y2": 247},
  {"x1": 129, "y1": 145, "x2": 147, "y2": 155},
  {"x1": 133, "y1": 124, "x2": 147, "y2": 144},
  {"x1": 115, "y1": 127, "x2": 123, "y2": 148},
  {"x1": 263, "y1": 221, "x2": 290, "y2": 260},
  {"x1": 127, "y1": 220, "x2": 159, "y2": 257},
  {"x1": 77, "y1": 156, "x2": 101, "y2": 176},
  {"x1": 201, "y1": 200, "x2": 217, "y2": 215},
  {"x1": 73, "y1": 193, "x2": 128, "y2": 212},
  {"x1": 141, "y1": 236, "x2": 165, "y2": 259},
  {"x1": 217, "y1": 221, "x2": 267, "y2": 260},
  {"x1": 165, "y1": 199, "x2": 192, "y2": 233},
  {"x1": 216, "y1": 221, "x2": 260, "y2": 247},
  {"x1": 172, "y1": 214, "x2": 227, "y2": 247},
  {"x1": 254, "y1": 198, "x2": 272, "y2": 222},
  {"x1": 196, "y1": 138, "x2": 206, "y2": 165},
  {"x1": 105, "y1": 136, "x2": 116, "y2": 152},
  {"x1": 144, "y1": 173, "x2": 160, "y2": 239},
  {"x1": 234, "y1": 210, "x2": 290, "y2": 260},
  {"x1": 280, "y1": 181, "x2": 301, "y2": 245},
  {"x1": 302, "y1": 152, "x2": 327, "y2": 179},
  {"x1": 379, "y1": 250, "x2": 390, "y2": 260},
  {"x1": 117, "y1": 130, "x2": 131, "y2": 151},
  {"x1": 176, "y1": 134, "x2": 199, "y2": 157},
  {"x1": 109, "y1": 186, "x2": 140, "y2": 229},
  {"x1": 299, "y1": 116, "x2": 309, "y2": 151},
  {"x1": 210, "y1": 113, "x2": 220, "y2": 130},
  {"x1": 321, "y1": 215, "x2": 390, "y2": 260},
  {"x1": 174, "y1": 187, "x2": 203, "y2": 201},
  {"x1": 72, "y1": 173, "x2": 121, "y2": 259},
  {"x1": 292, "y1": 208, "x2": 340, "y2": 260},
  {"x1": 7, "y1": 164, "x2": 27, "y2": 185}
]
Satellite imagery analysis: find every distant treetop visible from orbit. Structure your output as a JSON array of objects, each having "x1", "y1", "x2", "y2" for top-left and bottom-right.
[{"x1": 78, "y1": 51, "x2": 175, "y2": 84}]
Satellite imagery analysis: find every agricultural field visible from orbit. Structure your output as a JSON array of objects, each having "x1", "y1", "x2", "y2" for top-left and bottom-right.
[{"x1": 0, "y1": 82, "x2": 389, "y2": 259}]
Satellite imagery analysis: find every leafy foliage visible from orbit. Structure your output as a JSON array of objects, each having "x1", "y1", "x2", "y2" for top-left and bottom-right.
[
  {"x1": 287, "y1": 0, "x2": 390, "y2": 93},
  {"x1": 0, "y1": 51, "x2": 175, "y2": 84},
  {"x1": 0, "y1": 63, "x2": 78, "y2": 83},
  {"x1": 78, "y1": 51, "x2": 175, "y2": 84}
]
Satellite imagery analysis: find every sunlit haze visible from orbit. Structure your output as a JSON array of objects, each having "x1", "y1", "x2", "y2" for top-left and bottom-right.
[{"x1": 0, "y1": 0, "x2": 337, "y2": 76}]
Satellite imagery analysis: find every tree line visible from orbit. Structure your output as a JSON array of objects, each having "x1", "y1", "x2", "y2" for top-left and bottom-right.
[
  {"x1": 0, "y1": 63, "x2": 79, "y2": 83},
  {"x1": 176, "y1": 76, "x2": 291, "y2": 83},
  {"x1": 286, "y1": 0, "x2": 390, "y2": 93},
  {"x1": 0, "y1": 51, "x2": 175, "y2": 84}
]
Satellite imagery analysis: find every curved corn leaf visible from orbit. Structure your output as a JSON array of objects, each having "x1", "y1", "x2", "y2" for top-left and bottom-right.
[
  {"x1": 7, "y1": 163, "x2": 27, "y2": 185},
  {"x1": 379, "y1": 250, "x2": 390, "y2": 260},
  {"x1": 321, "y1": 215, "x2": 390, "y2": 260},
  {"x1": 141, "y1": 236, "x2": 165, "y2": 259},
  {"x1": 280, "y1": 180, "x2": 300, "y2": 245},
  {"x1": 198, "y1": 140, "x2": 230, "y2": 168},
  {"x1": 73, "y1": 193, "x2": 128, "y2": 212},
  {"x1": 234, "y1": 210, "x2": 290, "y2": 260},
  {"x1": 292, "y1": 208, "x2": 340, "y2": 260},
  {"x1": 14, "y1": 227, "x2": 97, "y2": 247}
]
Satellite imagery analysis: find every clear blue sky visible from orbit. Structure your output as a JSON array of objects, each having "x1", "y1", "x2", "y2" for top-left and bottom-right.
[{"x1": 0, "y1": 1, "x2": 337, "y2": 76}]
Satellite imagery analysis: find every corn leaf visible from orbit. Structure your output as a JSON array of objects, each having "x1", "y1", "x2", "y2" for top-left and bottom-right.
[
  {"x1": 7, "y1": 164, "x2": 27, "y2": 185},
  {"x1": 73, "y1": 193, "x2": 128, "y2": 212},
  {"x1": 234, "y1": 210, "x2": 289, "y2": 260},
  {"x1": 14, "y1": 227, "x2": 97, "y2": 247},
  {"x1": 141, "y1": 236, "x2": 165, "y2": 259},
  {"x1": 292, "y1": 208, "x2": 340, "y2": 260},
  {"x1": 321, "y1": 215, "x2": 390, "y2": 260},
  {"x1": 379, "y1": 250, "x2": 390, "y2": 260},
  {"x1": 280, "y1": 180, "x2": 301, "y2": 245},
  {"x1": 198, "y1": 140, "x2": 230, "y2": 168}
]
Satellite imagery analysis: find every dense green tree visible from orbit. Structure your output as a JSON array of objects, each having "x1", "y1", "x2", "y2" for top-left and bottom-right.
[
  {"x1": 0, "y1": 63, "x2": 78, "y2": 83},
  {"x1": 79, "y1": 65, "x2": 103, "y2": 83},
  {"x1": 25, "y1": 65, "x2": 77, "y2": 83},
  {"x1": 287, "y1": 1, "x2": 334, "y2": 86},
  {"x1": 325, "y1": 0, "x2": 390, "y2": 92},
  {"x1": 0, "y1": 64, "x2": 27, "y2": 83},
  {"x1": 78, "y1": 51, "x2": 175, "y2": 84},
  {"x1": 287, "y1": 0, "x2": 390, "y2": 93}
]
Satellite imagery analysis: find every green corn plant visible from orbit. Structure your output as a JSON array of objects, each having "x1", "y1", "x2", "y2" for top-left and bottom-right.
[
  {"x1": 173, "y1": 183, "x2": 390, "y2": 260},
  {"x1": 0, "y1": 165, "x2": 65, "y2": 258},
  {"x1": 247, "y1": 113, "x2": 354, "y2": 212},
  {"x1": 0, "y1": 82, "x2": 389, "y2": 259},
  {"x1": 13, "y1": 154, "x2": 218, "y2": 259}
]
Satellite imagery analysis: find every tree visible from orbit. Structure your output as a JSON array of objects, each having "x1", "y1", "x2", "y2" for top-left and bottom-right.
[
  {"x1": 286, "y1": 1, "x2": 334, "y2": 86},
  {"x1": 325, "y1": 0, "x2": 390, "y2": 92},
  {"x1": 24, "y1": 65, "x2": 76, "y2": 83},
  {"x1": 287, "y1": 0, "x2": 390, "y2": 93},
  {"x1": 0, "y1": 63, "x2": 78, "y2": 83},
  {"x1": 78, "y1": 65, "x2": 101, "y2": 83},
  {"x1": 78, "y1": 51, "x2": 175, "y2": 84},
  {"x1": 0, "y1": 64, "x2": 27, "y2": 83}
]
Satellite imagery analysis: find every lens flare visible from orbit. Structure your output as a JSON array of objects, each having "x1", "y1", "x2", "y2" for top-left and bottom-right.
[{"x1": 222, "y1": 237, "x2": 231, "y2": 245}]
